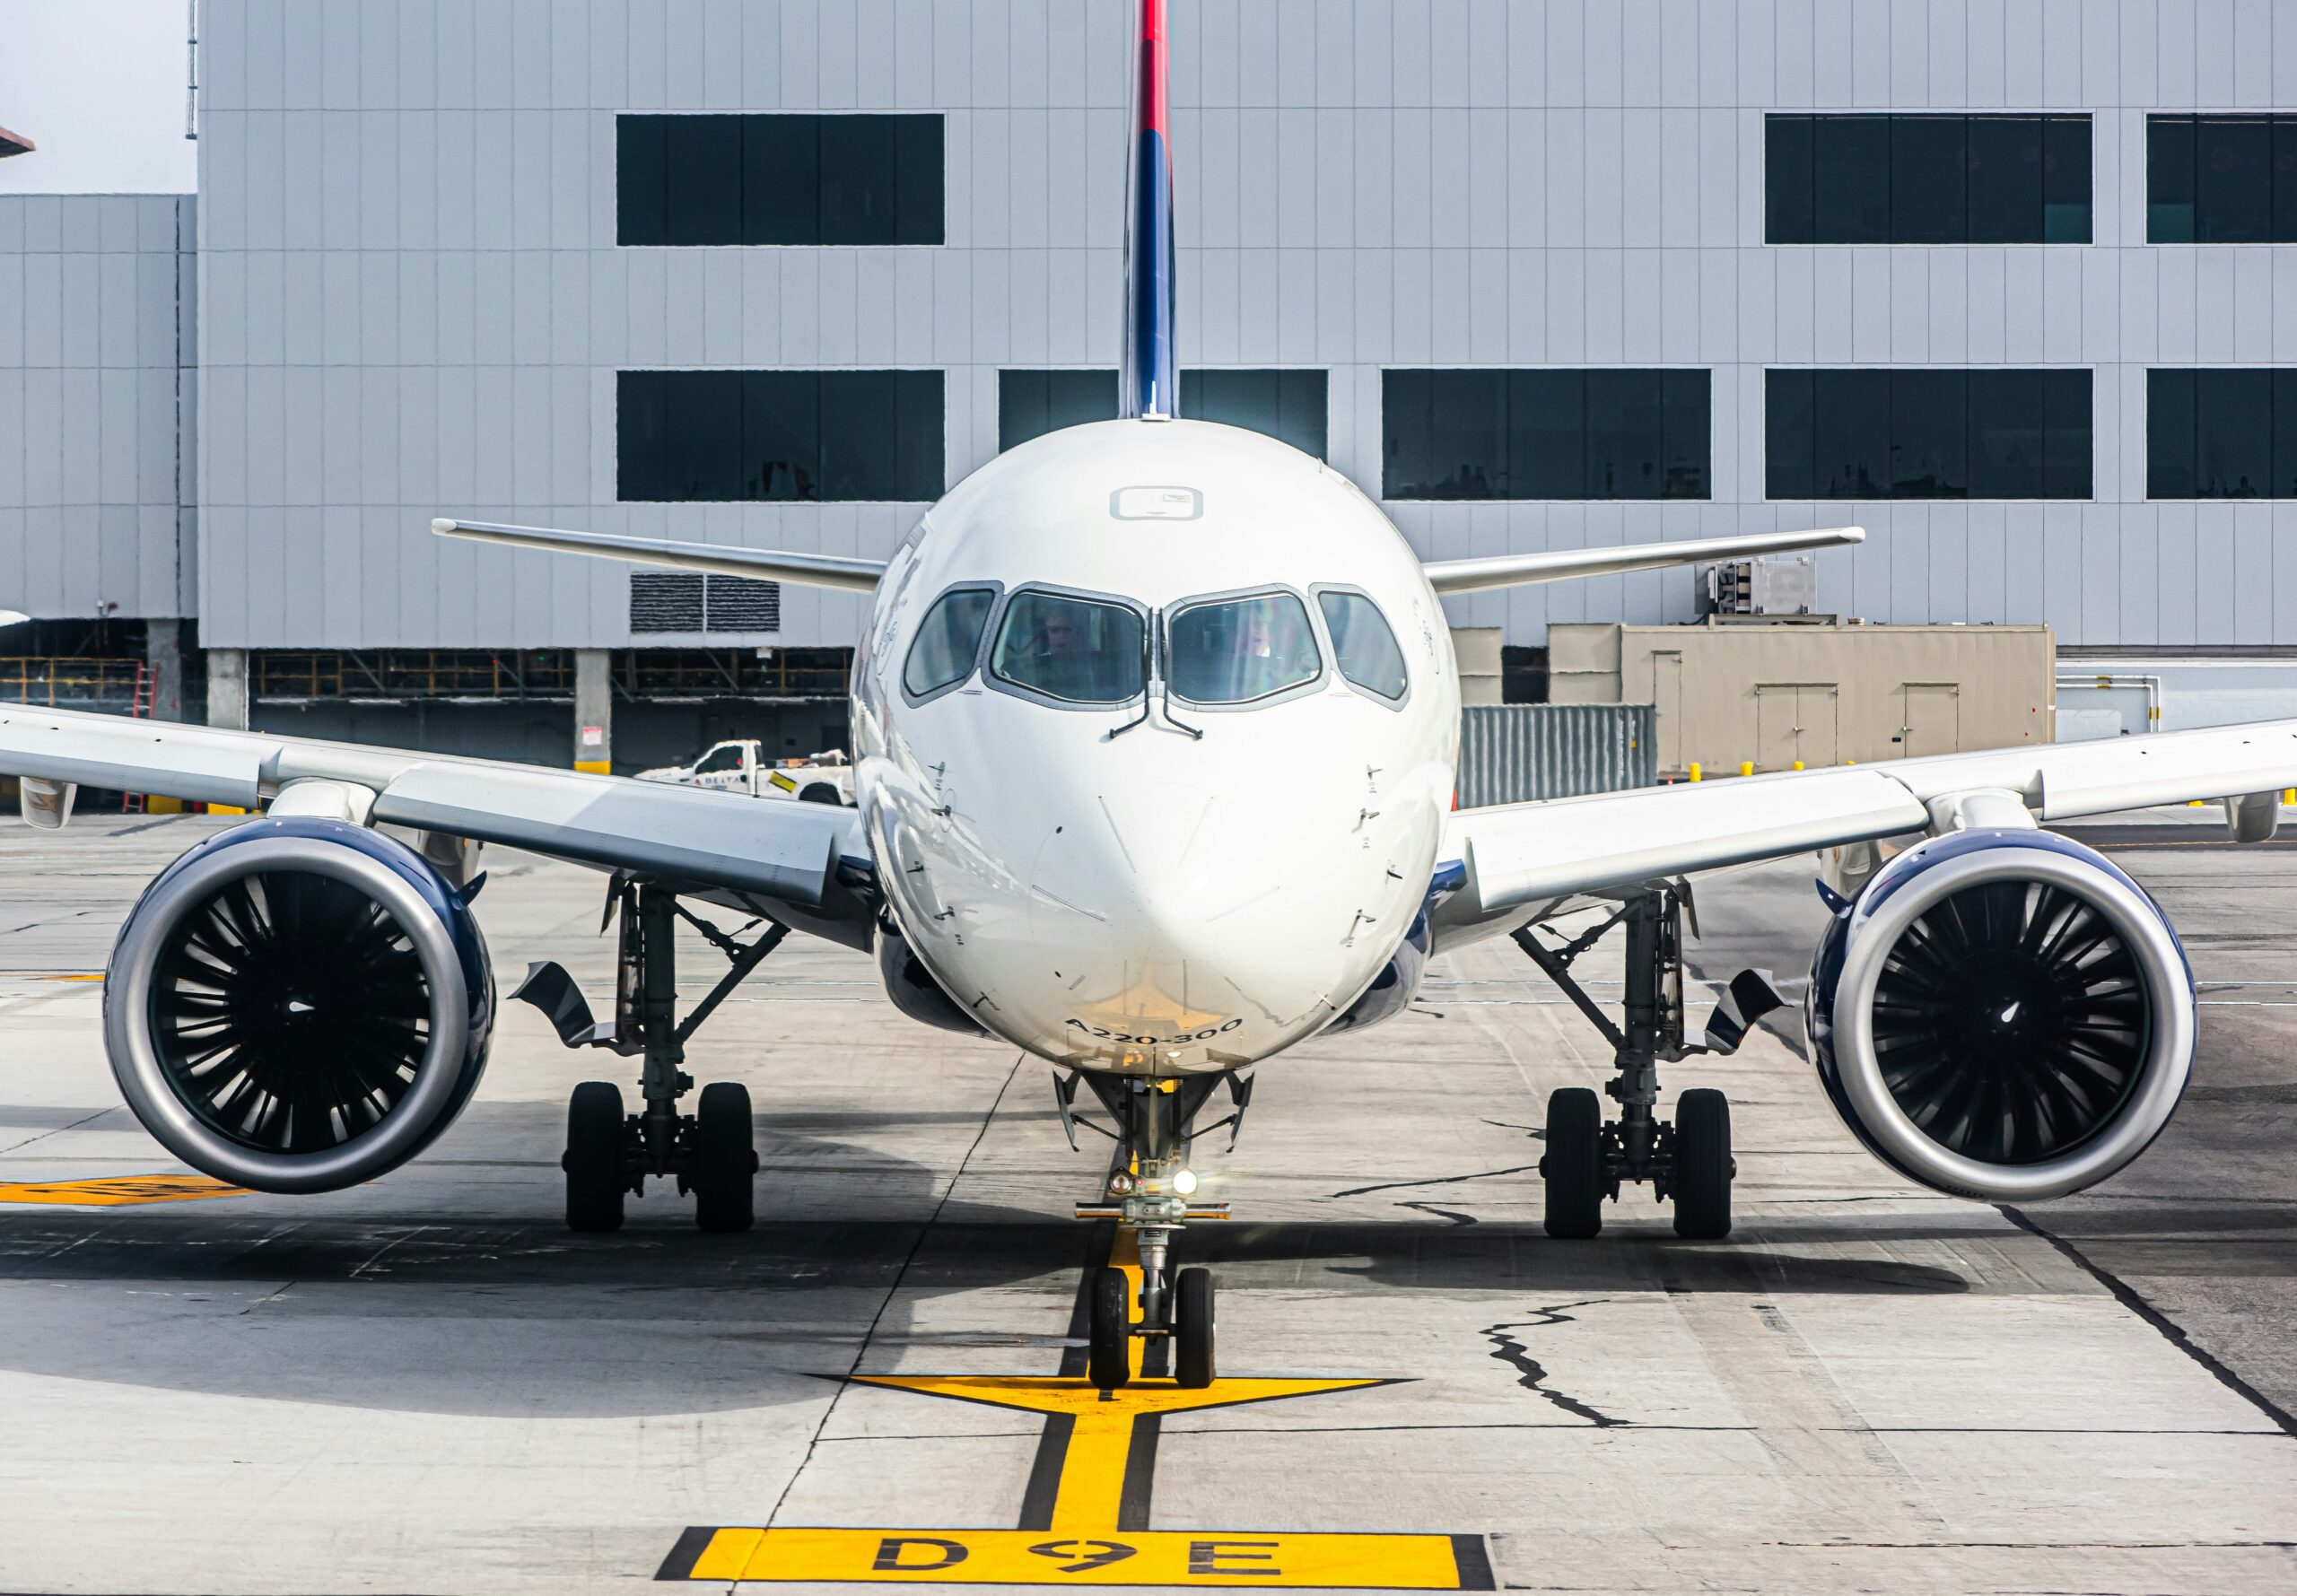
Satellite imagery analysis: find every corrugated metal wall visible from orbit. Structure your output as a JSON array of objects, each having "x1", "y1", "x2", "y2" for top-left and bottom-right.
[
  {"x1": 0, "y1": 195, "x2": 196, "y2": 618},
  {"x1": 1457, "y1": 703, "x2": 1656, "y2": 807},
  {"x1": 166, "y1": 0, "x2": 2297, "y2": 650}
]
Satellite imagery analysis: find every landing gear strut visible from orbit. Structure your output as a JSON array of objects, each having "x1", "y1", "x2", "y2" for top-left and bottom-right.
[
  {"x1": 520, "y1": 879, "x2": 781, "y2": 1234},
  {"x1": 1513, "y1": 885, "x2": 1777, "y2": 1241},
  {"x1": 1062, "y1": 1070, "x2": 1244, "y2": 1392}
]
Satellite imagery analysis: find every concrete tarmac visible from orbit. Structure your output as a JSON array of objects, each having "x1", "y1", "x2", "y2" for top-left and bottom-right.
[{"x1": 0, "y1": 813, "x2": 2290, "y2": 1594}]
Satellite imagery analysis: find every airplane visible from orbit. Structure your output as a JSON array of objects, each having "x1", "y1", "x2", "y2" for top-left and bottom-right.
[{"x1": 2, "y1": 0, "x2": 2293, "y2": 1397}]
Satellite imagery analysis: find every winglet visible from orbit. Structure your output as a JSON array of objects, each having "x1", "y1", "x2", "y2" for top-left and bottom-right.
[{"x1": 432, "y1": 519, "x2": 886, "y2": 594}]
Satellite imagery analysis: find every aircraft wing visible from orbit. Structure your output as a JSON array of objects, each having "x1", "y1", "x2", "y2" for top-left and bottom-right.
[
  {"x1": 1420, "y1": 525, "x2": 1863, "y2": 596},
  {"x1": 0, "y1": 705, "x2": 873, "y2": 941},
  {"x1": 1437, "y1": 720, "x2": 2297, "y2": 944},
  {"x1": 432, "y1": 519, "x2": 886, "y2": 593}
]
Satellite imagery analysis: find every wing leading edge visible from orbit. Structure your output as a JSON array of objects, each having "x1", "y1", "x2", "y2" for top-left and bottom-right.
[
  {"x1": 0, "y1": 705, "x2": 869, "y2": 938},
  {"x1": 432, "y1": 519, "x2": 886, "y2": 593},
  {"x1": 1439, "y1": 719, "x2": 2297, "y2": 944}
]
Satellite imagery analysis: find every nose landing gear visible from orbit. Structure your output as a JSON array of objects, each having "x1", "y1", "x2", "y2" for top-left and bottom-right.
[
  {"x1": 1062, "y1": 1070, "x2": 1243, "y2": 1392},
  {"x1": 1514, "y1": 885, "x2": 1778, "y2": 1241}
]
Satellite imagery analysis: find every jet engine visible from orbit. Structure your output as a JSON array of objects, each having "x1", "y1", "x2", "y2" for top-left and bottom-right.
[
  {"x1": 103, "y1": 817, "x2": 494, "y2": 1193},
  {"x1": 1806, "y1": 828, "x2": 2195, "y2": 1202}
]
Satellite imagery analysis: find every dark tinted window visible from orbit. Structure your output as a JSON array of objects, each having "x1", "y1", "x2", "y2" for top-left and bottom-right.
[
  {"x1": 1768, "y1": 115, "x2": 2091, "y2": 244},
  {"x1": 617, "y1": 370, "x2": 944, "y2": 501},
  {"x1": 999, "y1": 371, "x2": 1120, "y2": 451},
  {"x1": 1382, "y1": 370, "x2": 1710, "y2": 500},
  {"x1": 617, "y1": 114, "x2": 944, "y2": 247},
  {"x1": 1166, "y1": 593, "x2": 1322, "y2": 705},
  {"x1": 1317, "y1": 590, "x2": 1408, "y2": 702},
  {"x1": 996, "y1": 369, "x2": 1330, "y2": 458},
  {"x1": 1767, "y1": 369, "x2": 2092, "y2": 500},
  {"x1": 1183, "y1": 370, "x2": 1329, "y2": 458},
  {"x1": 2148, "y1": 116, "x2": 2297, "y2": 242},
  {"x1": 2148, "y1": 369, "x2": 2297, "y2": 498},
  {"x1": 903, "y1": 588, "x2": 996, "y2": 698},
  {"x1": 990, "y1": 592, "x2": 1145, "y2": 705}
]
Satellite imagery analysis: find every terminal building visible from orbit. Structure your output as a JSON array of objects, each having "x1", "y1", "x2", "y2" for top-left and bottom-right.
[{"x1": 2, "y1": 0, "x2": 2294, "y2": 769}]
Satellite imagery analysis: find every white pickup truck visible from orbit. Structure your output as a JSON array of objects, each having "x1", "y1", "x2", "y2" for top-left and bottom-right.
[{"x1": 633, "y1": 740, "x2": 855, "y2": 805}]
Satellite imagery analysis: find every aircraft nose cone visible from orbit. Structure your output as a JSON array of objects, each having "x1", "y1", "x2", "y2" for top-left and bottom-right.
[{"x1": 1028, "y1": 782, "x2": 1320, "y2": 1038}]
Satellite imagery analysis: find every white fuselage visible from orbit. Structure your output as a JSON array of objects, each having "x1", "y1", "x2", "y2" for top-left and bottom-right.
[{"x1": 852, "y1": 420, "x2": 1461, "y2": 1077}]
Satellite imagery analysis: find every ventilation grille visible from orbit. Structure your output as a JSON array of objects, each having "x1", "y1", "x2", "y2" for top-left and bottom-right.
[{"x1": 630, "y1": 573, "x2": 782, "y2": 634}]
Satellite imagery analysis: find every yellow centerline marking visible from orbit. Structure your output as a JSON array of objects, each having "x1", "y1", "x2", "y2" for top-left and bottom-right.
[{"x1": 661, "y1": 1226, "x2": 1490, "y2": 1586}]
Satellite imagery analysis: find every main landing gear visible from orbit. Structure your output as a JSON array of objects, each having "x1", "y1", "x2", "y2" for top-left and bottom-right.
[
  {"x1": 1059, "y1": 1069, "x2": 1250, "y2": 1393},
  {"x1": 1513, "y1": 885, "x2": 1781, "y2": 1242},
  {"x1": 517, "y1": 879, "x2": 782, "y2": 1234}
]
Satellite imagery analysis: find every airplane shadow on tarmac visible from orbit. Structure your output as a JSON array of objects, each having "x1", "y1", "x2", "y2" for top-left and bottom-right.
[{"x1": 0, "y1": 1103, "x2": 1074, "y2": 1422}]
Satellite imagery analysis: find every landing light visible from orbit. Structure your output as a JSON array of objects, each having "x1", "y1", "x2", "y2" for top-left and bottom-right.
[
  {"x1": 1173, "y1": 1168, "x2": 1198, "y2": 1196},
  {"x1": 1108, "y1": 1172, "x2": 1136, "y2": 1196}
]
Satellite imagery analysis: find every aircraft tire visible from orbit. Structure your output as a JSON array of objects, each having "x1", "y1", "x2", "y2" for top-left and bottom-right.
[
  {"x1": 564, "y1": 1080, "x2": 627, "y2": 1234},
  {"x1": 693, "y1": 1081, "x2": 757, "y2": 1234},
  {"x1": 1087, "y1": 1266, "x2": 1131, "y2": 1391},
  {"x1": 1175, "y1": 1267, "x2": 1216, "y2": 1388},
  {"x1": 1672, "y1": 1088, "x2": 1734, "y2": 1240},
  {"x1": 1542, "y1": 1086, "x2": 1604, "y2": 1239}
]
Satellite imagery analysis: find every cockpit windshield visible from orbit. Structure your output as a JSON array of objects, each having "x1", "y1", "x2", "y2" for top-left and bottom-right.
[
  {"x1": 1166, "y1": 591, "x2": 1322, "y2": 705},
  {"x1": 989, "y1": 591, "x2": 1146, "y2": 704}
]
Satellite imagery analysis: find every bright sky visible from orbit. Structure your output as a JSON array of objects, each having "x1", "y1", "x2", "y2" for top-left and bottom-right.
[{"x1": 0, "y1": 0, "x2": 198, "y2": 193}]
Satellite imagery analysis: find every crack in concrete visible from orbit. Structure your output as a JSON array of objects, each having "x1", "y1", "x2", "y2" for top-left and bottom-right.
[{"x1": 1481, "y1": 1301, "x2": 1626, "y2": 1427}]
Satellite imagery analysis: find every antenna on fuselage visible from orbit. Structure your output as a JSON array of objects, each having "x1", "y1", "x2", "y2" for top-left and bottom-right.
[{"x1": 1120, "y1": 0, "x2": 1177, "y2": 422}]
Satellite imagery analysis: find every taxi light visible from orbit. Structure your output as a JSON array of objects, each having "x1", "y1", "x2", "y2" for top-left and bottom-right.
[
  {"x1": 1172, "y1": 1168, "x2": 1198, "y2": 1196},
  {"x1": 1108, "y1": 1172, "x2": 1135, "y2": 1196}
]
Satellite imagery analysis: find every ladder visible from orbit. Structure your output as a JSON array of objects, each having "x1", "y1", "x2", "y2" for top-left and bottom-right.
[{"x1": 121, "y1": 664, "x2": 154, "y2": 813}]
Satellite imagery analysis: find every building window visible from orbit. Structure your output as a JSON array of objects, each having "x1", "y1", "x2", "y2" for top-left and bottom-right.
[
  {"x1": 2147, "y1": 371, "x2": 2297, "y2": 498},
  {"x1": 1766, "y1": 115, "x2": 2092, "y2": 244},
  {"x1": 1766, "y1": 370, "x2": 2092, "y2": 501},
  {"x1": 996, "y1": 369, "x2": 1329, "y2": 458},
  {"x1": 629, "y1": 573, "x2": 782, "y2": 634},
  {"x1": 616, "y1": 114, "x2": 944, "y2": 247},
  {"x1": 998, "y1": 371, "x2": 1121, "y2": 452},
  {"x1": 1181, "y1": 370, "x2": 1328, "y2": 459},
  {"x1": 2147, "y1": 116, "x2": 2297, "y2": 243},
  {"x1": 1381, "y1": 370, "x2": 1710, "y2": 501},
  {"x1": 617, "y1": 371, "x2": 944, "y2": 502}
]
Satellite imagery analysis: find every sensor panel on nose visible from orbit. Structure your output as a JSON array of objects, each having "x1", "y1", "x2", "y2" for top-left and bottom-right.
[{"x1": 1110, "y1": 485, "x2": 1201, "y2": 520}]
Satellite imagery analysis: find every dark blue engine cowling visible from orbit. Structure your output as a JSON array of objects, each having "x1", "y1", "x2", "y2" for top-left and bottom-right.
[
  {"x1": 876, "y1": 918, "x2": 988, "y2": 1036},
  {"x1": 103, "y1": 816, "x2": 495, "y2": 1193},
  {"x1": 1806, "y1": 826, "x2": 2196, "y2": 1202},
  {"x1": 1323, "y1": 861, "x2": 1467, "y2": 1036}
]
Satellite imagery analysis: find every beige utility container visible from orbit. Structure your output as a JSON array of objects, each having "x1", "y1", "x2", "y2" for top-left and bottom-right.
[{"x1": 1549, "y1": 620, "x2": 2054, "y2": 777}]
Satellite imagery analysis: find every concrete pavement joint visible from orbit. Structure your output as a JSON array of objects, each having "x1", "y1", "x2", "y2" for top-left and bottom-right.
[{"x1": 1997, "y1": 1205, "x2": 2297, "y2": 1440}]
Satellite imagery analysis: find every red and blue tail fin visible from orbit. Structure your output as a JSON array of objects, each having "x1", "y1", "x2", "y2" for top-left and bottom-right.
[{"x1": 1120, "y1": 0, "x2": 1177, "y2": 420}]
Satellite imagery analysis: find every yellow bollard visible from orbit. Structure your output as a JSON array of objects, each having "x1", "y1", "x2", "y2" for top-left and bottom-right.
[
  {"x1": 1739, "y1": 761, "x2": 1754, "y2": 778},
  {"x1": 1688, "y1": 762, "x2": 1702, "y2": 782},
  {"x1": 2285, "y1": 789, "x2": 2295, "y2": 806},
  {"x1": 1792, "y1": 760, "x2": 1804, "y2": 771}
]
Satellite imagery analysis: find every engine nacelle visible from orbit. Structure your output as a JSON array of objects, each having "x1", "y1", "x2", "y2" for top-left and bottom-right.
[
  {"x1": 104, "y1": 817, "x2": 495, "y2": 1193},
  {"x1": 1807, "y1": 828, "x2": 2194, "y2": 1202},
  {"x1": 876, "y1": 919, "x2": 987, "y2": 1037}
]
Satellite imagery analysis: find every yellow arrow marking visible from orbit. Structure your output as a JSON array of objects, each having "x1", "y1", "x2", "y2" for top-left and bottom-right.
[
  {"x1": 852, "y1": 1374, "x2": 1392, "y2": 1533},
  {"x1": 0, "y1": 1174, "x2": 247, "y2": 1207}
]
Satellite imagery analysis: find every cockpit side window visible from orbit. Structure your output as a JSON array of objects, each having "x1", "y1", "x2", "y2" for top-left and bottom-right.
[
  {"x1": 1166, "y1": 591, "x2": 1323, "y2": 705},
  {"x1": 989, "y1": 590, "x2": 1146, "y2": 705},
  {"x1": 1316, "y1": 589, "x2": 1409, "y2": 702},
  {"x1": 903, "y1": 586, "x2": 998, "y2": 700}
]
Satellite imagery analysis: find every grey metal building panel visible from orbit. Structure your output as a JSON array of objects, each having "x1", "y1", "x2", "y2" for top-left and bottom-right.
[
  {"x1": 0, "y1": 194, "x2": 193, "y2": 619},
  {"x1": 166, "y1": 0, "x2": 2297, "y2": 649}
]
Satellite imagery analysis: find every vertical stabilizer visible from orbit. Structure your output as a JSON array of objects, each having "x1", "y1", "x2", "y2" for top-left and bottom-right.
[{"x1": 1120, "y1": 0, "x2": 1177, "y2": 420}]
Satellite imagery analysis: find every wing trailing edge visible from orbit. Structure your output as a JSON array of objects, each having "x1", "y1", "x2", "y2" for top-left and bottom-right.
[
  {"x1": 1421, "y1": 525, "x2": 1865, "y2": 596},
  {"x1": 432, "y1": 519, "x2": 886, "y2": 594}
]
